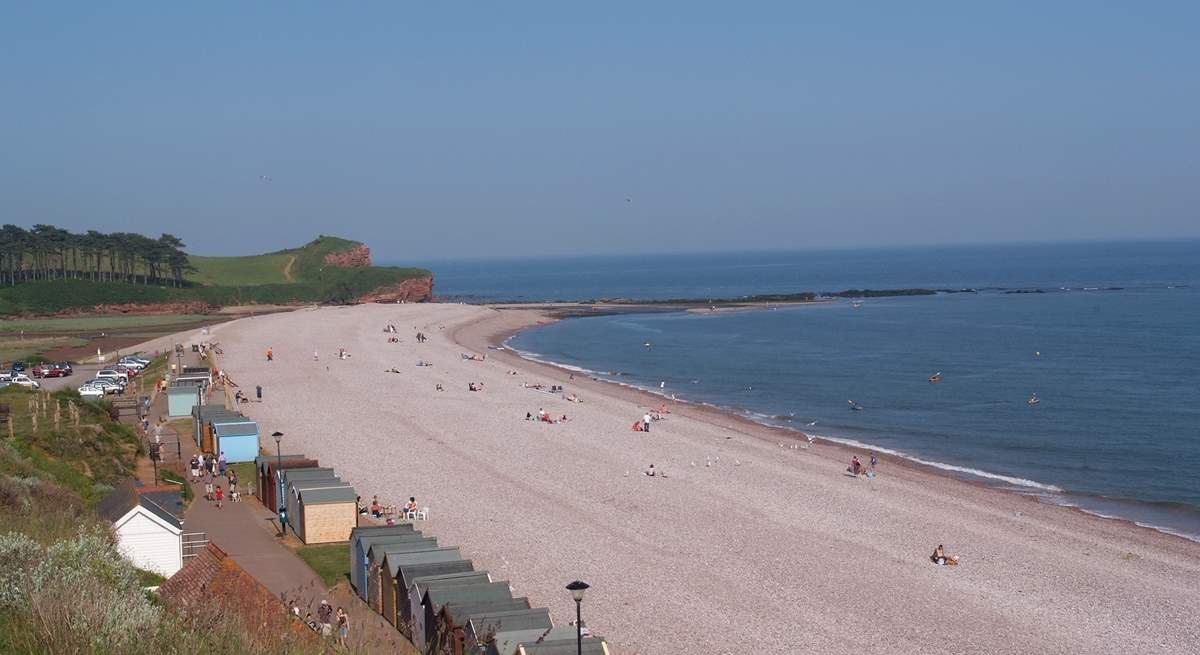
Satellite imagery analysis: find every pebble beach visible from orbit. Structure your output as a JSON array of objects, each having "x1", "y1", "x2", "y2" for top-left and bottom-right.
[{"x1": 203, "y1": 303, "x2": 1200, "y2": 654}]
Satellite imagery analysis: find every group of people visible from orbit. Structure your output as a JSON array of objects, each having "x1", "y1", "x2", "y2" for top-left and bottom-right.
[
  {"x1": 527, "y1": 408, "x2": 568, "y2": 423},
  {"x1": 461, "y1": 352, "x2": 485, "y2": 361},
  {"x1": 847, "y1": 453, "x2": 879, "y2": 478},
  {"x1": 631, "y1": 412, "x2": 655, "y2": 432},
  {"x1": 291, "y1": 599, "x2": 350, "y2": 645},
  {"x1": 468, "y1": 381, "x2": 485, "y2": 392},
  {"x1": 190, "y1": 451, "x2": 238, "y2": 508},
  {"x1": 357, "y1": 494, "x2": 421, "y2": 525}
]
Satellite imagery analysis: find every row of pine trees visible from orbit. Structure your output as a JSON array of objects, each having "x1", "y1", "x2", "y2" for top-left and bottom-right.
[{"x1": 0, "y1": 224, "x2": 193, "y2": 287}]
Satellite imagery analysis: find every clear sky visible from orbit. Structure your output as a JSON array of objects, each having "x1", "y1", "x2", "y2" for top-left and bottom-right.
[{"x1": 1, "y1": 3, "x2": 1197, "y2": 261}]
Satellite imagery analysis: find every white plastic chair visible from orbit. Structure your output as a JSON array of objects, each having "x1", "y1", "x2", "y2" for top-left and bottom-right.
[{"x1": 416, "y1": 507, "x2": 429, "y2": 520}]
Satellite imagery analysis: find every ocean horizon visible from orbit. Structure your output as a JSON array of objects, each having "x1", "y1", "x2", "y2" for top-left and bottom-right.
[{"x1": 405, "y1": 240, "x2": 1200, "y2": 541}]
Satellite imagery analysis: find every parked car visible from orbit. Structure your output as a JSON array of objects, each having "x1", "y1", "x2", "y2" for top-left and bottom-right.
[
  {"x1": 9, "y1": 374, "x2": 40, "y2": 389},
  {"x1": 32, "y1": 362, "x2": 73, "y2": 378},
  {"x1": 10, "y1": 361, "x2": 26, "y2": 372},
  {"x1": 117, "y1": 359, "x2": 146, "y2": 371},
  {"x1": 112, "y1": 364, "x2": 137, "y2": 378},
  {"x1": 95, "y1": 369, "x2": 130, "y2": 383},
  {"x1": 122, "y1": 355, "x2": 150, "y2": 367},
  {"x1": 87, "y1": 379, "x2": 124, "y2": 395},
  {"x1": 77, "y1": 384, "x2": 106, "y2": 399}
]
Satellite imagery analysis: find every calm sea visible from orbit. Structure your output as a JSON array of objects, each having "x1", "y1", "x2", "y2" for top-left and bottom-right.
[{"x1": 403, "y1": 241, "x2": 1200, "y2": 540}]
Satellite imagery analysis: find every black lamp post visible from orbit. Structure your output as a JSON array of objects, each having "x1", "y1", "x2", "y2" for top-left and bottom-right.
[
  {"x1": 272, "y1": 431, "x2": 285, "y2": 534},
  {"x1": 566, "y1": 580, "x2": 590, "y2": 655}
]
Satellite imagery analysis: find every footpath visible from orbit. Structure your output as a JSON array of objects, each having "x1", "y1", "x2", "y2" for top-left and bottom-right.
[{"x1": 131, "y1": 344, "x2": 413, "y2": 653}]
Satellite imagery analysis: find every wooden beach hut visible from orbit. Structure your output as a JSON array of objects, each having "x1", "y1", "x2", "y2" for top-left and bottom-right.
[
  {"x1": 292, "y1": 485, "x2": 357, "y2": 544},
  {"x1": 389, "y1": 559, "x2": 477, "y2": 616},
  {"x1": 211, "y1": 420, "x2": 259, "y2": 463},
  {"x1": 377, "y1": 547, "x2": 463, "y2": 627},
  {"x1": 464, "y1": 608, "x2": 552, "y2": 655},
  {"x1": 349, "y1": 525, "x2": 420, "y2": 600},
  {"x1": 423, "y1": 588, "x2": 530, "y2": 655},
  {"x1": 166, "y1": 380, "x2": 203, "y2": 417},
  {"x1": 192, "y1": 407, "x2": 246, "y2": 451},
  {"x1": 409, "y1": 571, "x2": 493, "y2": 645},
  {"x1": 283, "y1": 470, "x2": 344, "y2": 531},
  {"x1": 256, "y1": 455, "x2": 318, "y2": 511},
  {"x1": 192, "y1": 406, "x2": 238, "y2": 447}
]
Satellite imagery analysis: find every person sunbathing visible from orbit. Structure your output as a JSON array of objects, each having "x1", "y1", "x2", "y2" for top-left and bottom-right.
[{"x1": 931, "y1": 545, "x2": 959, "y2": 565}]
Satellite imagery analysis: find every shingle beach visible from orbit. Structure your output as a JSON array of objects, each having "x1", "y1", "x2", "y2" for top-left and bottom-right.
[{"x1": 202, "y1": 303, "x2": 1200, "y2": 654}]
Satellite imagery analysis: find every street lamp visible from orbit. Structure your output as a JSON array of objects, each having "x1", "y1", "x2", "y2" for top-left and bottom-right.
[
  {"x1": 565, "y1": 580, "x2": 590, "y2": 655},
  {"x1": 272, "y1": 431, "x2": 285, "y2": 534}
]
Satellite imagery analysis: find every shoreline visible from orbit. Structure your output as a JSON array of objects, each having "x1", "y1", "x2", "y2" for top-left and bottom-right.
[{"x1": 459, "y1": 305, "x2": 1200, "y2": 547}]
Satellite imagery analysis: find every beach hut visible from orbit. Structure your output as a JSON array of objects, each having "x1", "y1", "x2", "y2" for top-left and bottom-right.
[
  {"x1": 283, "y1": 471, "x2": 344, "y2": 532},
  {"x1": 377, "y1": 547, "x2": 462, "y2": 627},
  {"x1": 211, "y1": 420, "x2": 259, "y2": 463},
  {"x1": 409, "y1": 571, "x2": 493, "y2": 645},
  {"x1": 488, "y1": 627, "x2": 582, "y2": 655},
  {"x1": 166, "y1": 380, "x2": 203, "y2": 418},
  {"x1": 291, "y1": 485, "x2": 357, "y2": 544},
  {"x1": 424, "y1": 590, "x2": 530, "y2": 655},
  {"x1": 355, "y1": 532, "x2": 437, "y2": 605},
  {"x1": 179, "y1": 366, "x2": 213, "y2": 385},
  {"x1": 194, "y1": 407, "x2": 244, "y2": 448},
  {"x1": 388, "y1": 559, "x2": 477, "y2": 616},
  {"x1": 256, "y1": 455, "x2": 318, "y2": 511},
  {"x1": 96, "y1": 481, "x2": 186, "y2": 577},
  {"x1": 349, "y1": 525, "x2": 420, "y2": 600},
  {"x1": 517, "y1": 638, "x2": 611, "y2": 655},
  {"x1": 464, "y1": 608, "x2": 552, "y2": 655}
]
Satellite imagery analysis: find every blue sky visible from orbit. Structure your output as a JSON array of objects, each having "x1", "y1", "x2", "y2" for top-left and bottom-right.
[{"x1": 1, "y1": 3, "x2": 1197, "y2": 260}]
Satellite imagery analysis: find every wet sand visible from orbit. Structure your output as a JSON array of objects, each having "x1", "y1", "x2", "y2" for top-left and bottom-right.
[{"x1": 204, "y1": 303, "x2": 1200, "y2": 655}]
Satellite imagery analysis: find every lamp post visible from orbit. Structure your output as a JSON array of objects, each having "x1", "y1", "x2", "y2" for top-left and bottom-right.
[
  {"x1": 272, "y1": 431, "x2": 285, "y2": 534},
  {"x1": 566, "y1": 580, "x2": 590, "y2": 655}
]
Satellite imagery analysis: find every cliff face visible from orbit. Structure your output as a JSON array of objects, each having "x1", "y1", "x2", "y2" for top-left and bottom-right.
[
  {"x1": 355, "y1": 276, "x2": 434, "y2": 303},
  {"x1": 323, "y1": 244, "x2": 372, "y2": 268}
]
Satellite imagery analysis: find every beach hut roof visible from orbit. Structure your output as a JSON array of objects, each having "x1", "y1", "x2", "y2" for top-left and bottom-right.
[
  {"x1": 360, "y1": 534, "x2": 432, "y2": 557},
  {"x1": 255, "y1": 454, "x2": 309, "y2": 465},
  {"x1": 181, "y1": 366, "x2": 210, "y2": 375},
  {"x1": 519, "y1": 638, "x2": 609, "y2": 655},
  {"x1": 468, "y1": 608, "x2": 552, "y2": 639},
  {"x1": 397, "y1": 560, "x2": 476, "y2": 586},
  {"x1": 411, "y1": 570, "x2": 491, "y2": 595},
  {"x1": 382, "y1": 548, "x2": 463, "y2": 576},
  {"x1": 441, "y1": 598, "x2": 530, "y2": 629},
  {"x1": 166, "y1": 382, "x2": 202, "y2": 392},
  {"x1": 350, "y1": 524, "x2": 417, "y2": 541},
  {"x1": 169, "y1": 378, "x2": 206, "y2": 387},
  {"x1": 297, "y1": 486, "x2": 357, "y2": 505},
  {"x1": 427, "y1": 582, "x2": 514, "y2": 610},
  {"x1": 370, "y1": 539, "x2": 443, "y2": 565},
  {"x1": 289, "y1": 479, "x2": 347, "y2": 495},
  {"x1": 214, "y1": 422, "x2": 258, "y2": 437}
]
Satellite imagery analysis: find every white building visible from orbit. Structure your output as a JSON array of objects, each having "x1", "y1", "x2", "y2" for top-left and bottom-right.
[{"x1": 98, "y1": 482, "x2": 185, "y2": 577}]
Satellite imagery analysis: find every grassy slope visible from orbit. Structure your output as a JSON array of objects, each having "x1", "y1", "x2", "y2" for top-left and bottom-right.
[
  {"x1": 187, "y1": 253, "x2": 293, "y2": 286},
  {"x1": 0, "y1": 236, "x2": 431, "y2": 316}
]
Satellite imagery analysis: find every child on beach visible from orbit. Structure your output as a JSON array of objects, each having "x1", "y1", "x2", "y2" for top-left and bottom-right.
[{"x1": 214, "y1": 485, "x2": 224, "y2": 509}]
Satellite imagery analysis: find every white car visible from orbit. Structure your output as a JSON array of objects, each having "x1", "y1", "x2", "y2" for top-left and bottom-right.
[
  {"x1": 9, "y1": 374, "x2": 40, "y2": 389},
  {"x1": 118, "y1": 360, "x2": 146, "y2": 371},
  {"x1": 77, "y1": 384, "x2": 106, "y2": 399},
  {"x1": 88, "y1": 378, "x2": 124, "y2": 394},
  {"x1": 95, "y1": 369, "x2": 130, "y2": 383}
]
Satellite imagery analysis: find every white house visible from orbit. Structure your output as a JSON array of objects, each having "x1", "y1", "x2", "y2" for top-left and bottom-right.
[{"x1": 98, "y1": 482, "x2": 185, "y2": 577}]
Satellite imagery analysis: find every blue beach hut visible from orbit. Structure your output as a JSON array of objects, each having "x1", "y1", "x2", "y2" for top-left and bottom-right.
[{"x1": 212, "y1": 420, "x2": 259, "y2": 463}]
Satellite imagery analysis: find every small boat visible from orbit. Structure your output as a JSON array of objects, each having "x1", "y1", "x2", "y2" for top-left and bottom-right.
[
  {"x1": 848, "y1": 400, "x2": 864, "y2": 411},
  {"x1": 1028, "y1": 393, "x2": 1040, "y2": 406},
  {"x1": 851, "y1": 302, "x2": 863, "y2": 309},
  {"x1": 928, "y1": 371, "x2": 942, "y2": 384}
]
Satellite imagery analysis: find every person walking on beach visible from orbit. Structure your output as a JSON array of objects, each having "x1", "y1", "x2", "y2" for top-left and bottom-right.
[
  {"x1": 642, "y1": 412, "x2": 652, "y2": 433},
  {"x1": 870, "y1": 452, "x2": 879, "y2": 470},
  {"x1": 336, "y1": 607, "x2": 349, "y2": 646},
  {"x1": 214, "y1": 485, "x2": 224, "y2": 509},
  {"x1": 266, "y1": 347, "x2": 273, "y2": 362}
]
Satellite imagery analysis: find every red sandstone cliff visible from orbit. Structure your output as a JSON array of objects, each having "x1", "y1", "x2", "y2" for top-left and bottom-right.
[
  {"x1": 354, "y1": 276, "x2": 434, "y2": 303},
  {"x1": 323, "y1": 244, "x2": 372, "y2": 268}
]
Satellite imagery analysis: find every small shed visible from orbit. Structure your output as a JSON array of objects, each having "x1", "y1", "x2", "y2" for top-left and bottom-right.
[
  {"x1": 166, "y1": 380, "x2": 203, "y2": 418},
  {"x1": 97, "y1": 481, "x2": 185, "y2": 576},
  {"x1": 180, "y1": 366, "x2": 213, "y2": 385},
  {"x1": 465, "y1": 608, "x2": 552, "y2": 655},
  {"x1": 518, "y1": 638, "x2": 612, "y2": 655},
  {"x1": 212, "y1": 420, "x2": 259, "y2": 463},
  {"x1": 284, "y1": 471, "x2": 344, "y2": 532},
  {"x1": 256, "y1": 455, "x2": 318, "y2": 511},
  {"x1": 389, "y1": 560, "x2": 477, "y2": 616},
  {"x1": 426, "y1": 594, "x2": 530, "y2": 655},
  {"x1": 292, "y1": 485, "x2": 357, "y2": 544},
  {"x1": 410, "y1": 571, "x2": 493, "y2": 645},
  {"x1": 489, "y1": 627, "x2": 580, "y2": 655},
  {"x1": 349, "y1": 524, "x2": 420, "y2": 600},
  {"x1": 377, "y1": 547, "x2": 462, "y2": 628},
  {"x1": 193, "y1": 406, "x2": 245, "y2": 448}
]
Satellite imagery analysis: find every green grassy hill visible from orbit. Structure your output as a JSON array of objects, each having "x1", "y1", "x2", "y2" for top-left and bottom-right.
[{"x1": 0, "y1": 236, "x2": 432, "y2": 316}]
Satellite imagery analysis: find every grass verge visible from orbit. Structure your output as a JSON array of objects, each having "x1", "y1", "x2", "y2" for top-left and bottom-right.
[{"x1": 296, "y1": 543, "x2": 351, "y2": 588}]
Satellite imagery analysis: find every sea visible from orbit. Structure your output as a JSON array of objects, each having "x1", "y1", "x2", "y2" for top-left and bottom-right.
[{"x1": 402, "y1": 241, "x2": 1200, "y2": 541}]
